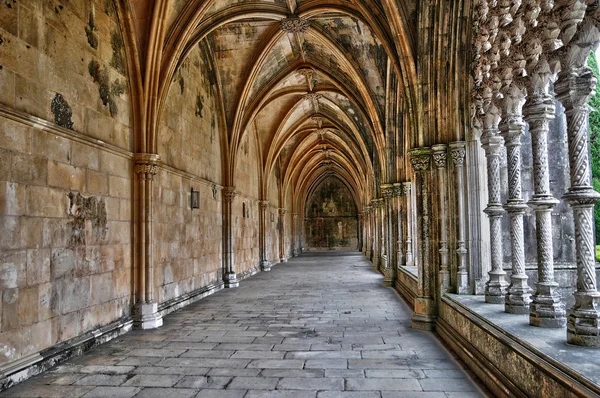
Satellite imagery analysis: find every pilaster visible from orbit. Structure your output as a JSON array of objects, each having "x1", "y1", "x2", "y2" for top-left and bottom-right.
[{"x1": 222, "y1": 187, "x2": 239, "y2": 288}]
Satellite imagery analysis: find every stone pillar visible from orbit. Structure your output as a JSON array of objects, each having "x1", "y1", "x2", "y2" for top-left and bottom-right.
[
  {"x1": 450, "y1": 142, "x2": 469, "y2": 294},
  {"x1": 393, "y1": 183, "x2": 404, "y2": 268},
  {"x1": 381, "y1": 185, "x2": 393, "y2": 285},
  {"x1": 292, "y1": 213, "x2": 299, "y2": 257},
  {"x1": 370, "y1": 199, "x2": 379, "y2": 265},
  {"x1": 409, "y1": 148, "x2": 436, "y2": 331},
  {"x1": 432, "y1": 145, "x2": 450, "y2": 294},
  {"x1": 556, "y1": 65, "x2": 600, "y2": 345},
  {"x1": 524, "y1": 64, "x2": 566, "y2": 328},
  {"x1": 357, "y1": 212, "x2": 363, "y2": 251},
  {"x1": 279, "y1": 208, "x2": 287, "y2": 262},
  {"x1": 481, "y1": 104, "x2": 508, "y2": 304},
  {"x1": 403, "y1": 182, "x2": 414, "y2": 266},
  {"x1": 222, "y1": 187, "x2": 239, "y2": 288},
  {"x1": 500, "y1": 85, "x2": 531, "y2": 314},
  {"x1": 133, "y1": 153, "x2": 163, "y2": 329},
  {"x1": 364, "y1": 206, "x2": 371, "y2": 257},
  {"x1": 259, "y1": 200, "x2": 270, "y2": 271}
]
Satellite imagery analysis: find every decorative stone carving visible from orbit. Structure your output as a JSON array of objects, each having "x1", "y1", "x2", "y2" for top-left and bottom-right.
[
  {"x1": 450, "y1": 141, "x2": 469, "y2": 294},
  {"x1": 280, "y1": 16, "x2": 311, "y2": 33},
  {"x1": 304, "y1": 93, "x2": 322, "y2": 102},
  {"x1": 432, "y1": 144, "x2": 450, "y2": 293},
  {"x1": 403, "y1": 181, "x2": 413, "y2": 266}
]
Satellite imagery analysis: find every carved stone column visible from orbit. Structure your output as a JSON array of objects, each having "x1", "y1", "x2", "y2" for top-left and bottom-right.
[
  {"x1": 370, "y1": 199, "x2": 379, "y2": 265},
  {"x1": 222, "y1": 187, "x2": 239, "y2": 288},
  {"x1": 381, "y1": 185, "x2": 393, "y2": 285},
  {"x1": 481, "y1": 104, "x2": 508, "y2": 304},
  {"x1": 524, "y1": 65, "x2": 566, "y2": 327},
  {"x1": 556, "y1": 65, "x2": 600, "y2": 345},
  {"x1": 409, "y1": 148, "x2": 436, "y2": 331},
  {"x1": 363, "y1": 206, "x2": 371, "y2": 257},
  {"x1": 393, "y1": 183, "x2": 404, "y2": 268},
  {"x1": 450, "y1": 142, "x2": 469, "y2": 294},
  {"x1": 292, "y1": 213, "x2": 299, "y2": 257},
  {"x1": 133, "y1": 153, "x2": 163, "y2": 329},
  {"x1": 403, "y1": 182, "x2": 414, "y2": 266},
  {"x1": 259, "y1": 200, "x2": 270, "y2": 271},
  {"x1": 433, "y1": 145, "x2": 450, "y2": 293},
  {"x1": 279, "y1": 208, "x2": 287, "y2": 262},
  {"x1": 500, "y1": 85, "x2": 531, "y2": 314}
]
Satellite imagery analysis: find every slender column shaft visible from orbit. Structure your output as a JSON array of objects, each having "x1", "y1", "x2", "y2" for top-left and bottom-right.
[
  {"x1": 381, "y1": 186, "x2": 393, "y2": 284},
  {"x1": 450, "y1": 142, "x2": 469, "y2": 293},
  {"x1": 371, "y1": 199, "x2": 379, "y2": 264},
  {"x1": 433, "y1": 145, "x2": 450, "y2": 293},
  {"x1": 292, "y1": 213, "x2": 298, "y2": 257},
  {"x1": 524, "y1": 85, "x2": 565, "y2": 327},
  {"x1": 223, "y1": 187, "x2": 239, "y2": 288},
  {"x1": 259, "y1": 201, "x2": 270, "y2": 271},
  {"x1": 481, "y1": 118, "x2": 508, "y2": 304},
  {"x1": 393, "y1": 183, "x2": 404, "y2": 268},
  {"x1": 500, "y1": 85, "x2": 532, "y2": 314},
  {"x1": 403, "y1": 182, "x2": 414, "y2": 266},
  {"x1": 557, "y1": 66, "x2": 600, "y2": 345},
  {"x1": 279, "y1": 208, "x2": 287, "y2": 262}
]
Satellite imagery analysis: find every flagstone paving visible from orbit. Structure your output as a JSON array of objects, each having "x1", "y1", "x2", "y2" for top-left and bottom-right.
[{"x1": 1, "y1": 251, "x2": 488, "y2": 398}]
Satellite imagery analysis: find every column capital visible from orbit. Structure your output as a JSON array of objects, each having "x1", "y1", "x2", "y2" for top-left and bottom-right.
[
  {"x1": 222, "y1": 186, "x2": 236, "y2": 202},
  {"x1": 431, "y1": 144, "x2": 448, "y2": 169},
  {"x1": 403, "y1": 182, "x2": 412, "y2": 196},
  {"x1": 134, "y1": 153, "x2": 160, "y2": 175},
  {"x1": 392, "y1": 183, "x2": 403, "y2": 197},
  {"x1": 278, "y1": 208, "x2": 287, "y2": 216},
  {"x1": 449, "y1": 141, "x2": 466, "y2": 167},
  {"x1": 259, "y1": 200, "x2": 269, "y2": 209},
  {"x1": 409, "y1": 147, "x2": 432, "y2": 172},
  {"x1": 381, "y1": 184, "x2": 394, "y2": 199}
]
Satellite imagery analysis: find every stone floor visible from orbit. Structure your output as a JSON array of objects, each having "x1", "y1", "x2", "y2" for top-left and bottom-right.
[{"x1": 1, "y1": 251, "x2": 489, "y2": 398}]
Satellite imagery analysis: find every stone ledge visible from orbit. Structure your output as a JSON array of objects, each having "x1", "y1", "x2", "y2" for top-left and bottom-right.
[
  {"x1": 438, "y1": 294, "x2": 600, "y2": 397},
  {"x1": 395, "y1": 267, "x2": 418, "y2": 307},
  {"x1": 0, "y1": 317, "x2": 133, "y2": 392},
  {"x1": 158, "y1": 281, "x2": 225, "y2": 317}
]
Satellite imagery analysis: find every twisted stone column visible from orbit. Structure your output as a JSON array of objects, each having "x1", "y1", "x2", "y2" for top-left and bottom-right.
[
  {"x1": 450, "y1": 142, "x2": 469, "y2": 294},
  {"x1": 433, "y1": 145, "x2": 450, "y2": 293},
  {"x1": 524, "y1": 83, "x2": 565, "y2": 327},
  {"x1": 481, "y1": 111, "x2": 508, "y2": 304},
  {"x1": 409, "y1": 148, "x2": 436, "y2": 330},
  {"x1": 500, "y1": 85, "x2": 532, "y2": 314},
  {"x1": 223, "y1": 187, "x2": 239, "y2": 288},
  {"x1": 556, "y1": 66, "x2": 600, "y2": 345},
  {"x1": 133, "y1": 153, "x2": 163, "y2": 329},
  {"x1": 259, "y1": 200, "x2": 270, "y2": 271},
  {"x1": 403, "y1": 182, "x2": 414, "y2": 266},
  {"x1": 393, "y1": 183, "x2": 404, "y2": 268},
  {"x1": 279, "y1": 208, "x2": 287, "y2": 262}
]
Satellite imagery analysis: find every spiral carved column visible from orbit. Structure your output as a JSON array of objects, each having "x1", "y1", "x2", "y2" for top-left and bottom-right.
[
  {"x1": 556, "y1": 65, "x2": 600, "y2": 345},
  {"x1": 524, "y1": 85, "x2": 566, "y2": 328}
]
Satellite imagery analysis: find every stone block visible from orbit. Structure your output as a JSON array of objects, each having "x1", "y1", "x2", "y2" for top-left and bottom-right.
[
  {"x1": 21, "y1": 317, "x2": 56, "y2": 356},
  {"x1": 74, "y1": 374, "x2": 129, "y2": 386},
  {"x1": 100, "y1": 152, "x2": 130, "y2": 178},
  {"x1": 79, "y1": 386, "x2": 141, "y2": 398},
  {"x1": 134, "y1": 388, "x2": 197, "y2": 398},
  {"x1": 0, "y1": 328, "x2": 22, "y2": 364},
  {"x1": 227, "y1": 377, "x2": 279, "y2": 390},
  {"x1": 15, "y1": 74, "x2": 52, "y2": 121},
  {"x1": 346, "y1": 378, "x2": 422, "y2": 391},
  {"x1": 0, "y1": 118, "x2": 32, "y2": 153},
  {"x1": 0, "y1": 182, "x2": 27, "y2": 216},
  {"x1": 27, "y1": 185, "x2": 67, "y2": 218},
  {"x1": 90, "y1": 272, "x2": 115, "y2": 306},
  {"x1": 122, "y1": 374, "x2": 184, "y2": 387},
  {"x1": 87, "y1": 169, "x2": 109, "y2": 196},
  {"x1": 108, "y1": 175, "x2": 129, "y2": 198},
  {"x1": 55, "y1": 276, "x2": 91, "y2": 314},
  {"x1": 18, "y1": 285, "x2": 39, "y2": 326},
  {"x1": 58, "y1": 311, "x2": 83, "y2": 341},
  {"x1": 26, "y1": 248, "x2": 50, "y2": 285},
  {"x1": 32, "y1": 130, "x2": 70, "y2": 163},
  {"x1": 0, "y1": 250, "x2": 26, "y2": 289},
  {"x1": 42, "y1": 218, "x2": 70, "y2": 248},
  {"x1": 277, "y1": 377, "x2": 344, "y2": 391},
  {"x1": 2, "y1": 288, "x2": 20, "y2": 330},
  {"x1": 11, "y1": 153, "x2": 47, "y2": 186},
  {"x1": 37, "y1": 282, "x2": 56, "y2": 321},
  {"x1": 48, "y1": 161, "x2": 86, "y2": 191},
  {"x1": 71, "y1": 142, "x2": 100, "y2": 171}
]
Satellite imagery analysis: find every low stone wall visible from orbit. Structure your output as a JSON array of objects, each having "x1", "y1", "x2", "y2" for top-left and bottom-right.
[{"x1": 395, "y1": 267, "x2": 418, "y2": 306}]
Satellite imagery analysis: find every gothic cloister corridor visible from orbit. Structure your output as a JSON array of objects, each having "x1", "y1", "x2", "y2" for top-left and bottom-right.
[{"x1": 0, "y1": 253, "x2": 486, "y2": 398}]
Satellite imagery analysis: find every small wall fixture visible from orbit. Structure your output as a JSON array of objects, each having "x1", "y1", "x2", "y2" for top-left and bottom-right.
[{"x1": 191, "y1": 188, "x2": 200, "y2": 209}]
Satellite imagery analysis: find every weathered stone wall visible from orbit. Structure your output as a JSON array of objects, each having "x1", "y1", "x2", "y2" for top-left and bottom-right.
[
  {"x1": 234, "y1": 131, "x2": 260, "y2": 276},
  {"x1": 155, "y1": 40, "x2": 223, "y2": 304},
  {"x1": 304, "y1": 177, "x2": 358, "y2": 250},
  {"x1": 0, "y1": 0, "x2": 132, "y2": 368}
]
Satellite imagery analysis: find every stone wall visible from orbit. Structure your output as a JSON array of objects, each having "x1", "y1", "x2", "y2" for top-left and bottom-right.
[
  {"x1": 155, "y1": 39, "x2": 224, "y2": 304},
  {"x1": 0, "y1": 0, "x2": 132, "y2": 368}
]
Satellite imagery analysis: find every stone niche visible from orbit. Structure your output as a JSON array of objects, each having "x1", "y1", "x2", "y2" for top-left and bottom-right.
[{"x1": 304, "y1": 176, "x2": 358, "y2": 250}]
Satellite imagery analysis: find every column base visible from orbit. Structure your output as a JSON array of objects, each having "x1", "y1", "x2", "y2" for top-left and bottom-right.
[
  {"x1": 134, "y1": 302, "x2": 163, "y2": 330},
  {"x1": 530, "y1": 283, "x2": 566, "y2": 327},
  {"x1": 260, "y1": 260, "x2": 271, "y2": 272},
  {"x1": 439, "y1": 271, "x2": 450, "y2": 294},
  {"x1": 280, "y1": 258, "x2": 287, "y2": 263},
  {"x1": 224, "y1": 272, "x2": 239, "y2": 288},
  {"x1": 292, "y1": 250, "x2": 298, "y2": 257},
  {"x1": 505, "y1": 275, "x2": 532, "y2": 314},
  {"x1": 567, "y1": 292, "x2": 600, "y2": 347},
  {"x1": 485, "y1": 270, "x2": 508, "y2": 304},
  {"x1": 411, "y1": 298, "x2": 436, "y2": 331},
  {"x1": 457, "y1": 271, "x2": 469, "y2": 294},
  {"x1": 365, "y1": 250, "x2": 372, "y2": 259}
]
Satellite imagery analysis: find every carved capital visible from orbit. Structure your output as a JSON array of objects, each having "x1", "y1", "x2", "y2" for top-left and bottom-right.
[
  {"x1": 278, "y1": 208, "x2": 287, "y2": 216},
  {"x1": 450, "y1": 142, "x2": 466, "y2": 167},
  {"x1": 403, "y1": 182, "x2": 412, "y2": 196},
  {"x1": 408, "y1": 148, "x2": 432, "y2": 172},
  {"x1": 432, "y1": 144, "x2": 448, "y2": 169},
  {"x1": 222, "y1": 186, "x2": 236, "y2": 202},
  {"x1": 134, "y1": 153, "x2": 160, "y2": 176},
  {"x1": 259, "y1": 200, "x2": 269, "y2": 210},
  {"x1": 393, "y1": 183, "x2": 403, "y2": 197},
  {"x1": 381, "y1": 184, "x2": 394, "y2": 199},
  {"x1": 280, "y1": 16, "x2": 310, "y2": 33}
]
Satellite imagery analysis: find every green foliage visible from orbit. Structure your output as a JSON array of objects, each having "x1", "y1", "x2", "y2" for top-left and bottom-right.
[{"x1": 588, "y1": 53, "x2": 600, "y2": 244}]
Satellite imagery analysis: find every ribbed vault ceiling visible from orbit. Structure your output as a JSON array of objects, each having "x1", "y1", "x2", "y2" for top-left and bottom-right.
[{"x1": 155, "y1": 0, "x2": 417, "y2": 209}]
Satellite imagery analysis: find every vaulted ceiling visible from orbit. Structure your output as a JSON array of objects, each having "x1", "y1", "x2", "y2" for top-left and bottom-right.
[{"x1": 130, "y1": 0, "x2": 419, "y2": 209}]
